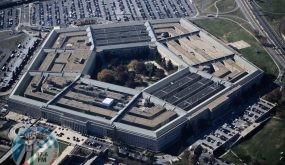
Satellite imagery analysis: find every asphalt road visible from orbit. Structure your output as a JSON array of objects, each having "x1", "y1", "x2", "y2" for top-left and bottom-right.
[
  {"x1": 236, "y1": 0, "x2": 285, "y2": 80},
  {"x1": 250, "y1": 1, "x2": 285, "y2": 56}
]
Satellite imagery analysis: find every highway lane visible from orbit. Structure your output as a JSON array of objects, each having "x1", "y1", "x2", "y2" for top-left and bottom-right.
[
  {"x1": 236, "y1": 0, "x2": 285, "y2": 79},
  {"x1": 249, "y1": 0, "x2": 285, "y2": 81},
  {"x1": 250, "y1": 1, "x2": 285, "y2": 54},
  {"x1": 235, "y1": 0, "x2": 260, "y2": 30}
]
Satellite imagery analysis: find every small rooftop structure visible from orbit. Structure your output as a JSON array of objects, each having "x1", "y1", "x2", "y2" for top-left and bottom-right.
[
  {"x1": 228, "y1": 40, "x2": 251, "y2": 50},
  {"x1": 102, "y1": 98, "x2": 114, "y2": 107}
]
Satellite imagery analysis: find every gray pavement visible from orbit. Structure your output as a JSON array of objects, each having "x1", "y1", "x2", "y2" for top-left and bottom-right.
[{"x1": 0, "y1": 0, "x2": 197, "y2": 30}]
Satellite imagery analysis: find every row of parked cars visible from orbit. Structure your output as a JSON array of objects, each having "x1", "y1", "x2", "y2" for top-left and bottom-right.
[
  {"x1": 27, "y1": 0, "x2": 195, "y2": 27},
  {"x1": 0, "y1": 8, "x2": 18, "y2": 29},
  {"x1": 0, "y1": 37, "x2": 39, "y2": 92},
  {"x1": 0, "y1": 0, "x2": 196, "y2": 29}
]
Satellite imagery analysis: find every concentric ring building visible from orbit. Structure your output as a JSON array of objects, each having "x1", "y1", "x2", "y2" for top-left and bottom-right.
[{"x1": 8, "y1": 18, "x2": 263, "y2": 151}]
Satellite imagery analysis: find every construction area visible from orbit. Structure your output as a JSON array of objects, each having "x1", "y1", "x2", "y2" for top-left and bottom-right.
[{"x1": 152, "y1": 20, "x2": 233, "y2": 65}]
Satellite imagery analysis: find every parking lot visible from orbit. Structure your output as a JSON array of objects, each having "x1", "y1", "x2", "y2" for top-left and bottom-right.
[
  {"x1": 83, "y1": 136, "x2": 112, "y2": 152},
  {"x1": 31, "y1": 0, "x2": 196, "y2": 26},
  {"x1": 192, "y1": 99, "x2": 276, "y2": 155},
  {"x1": 0, "y1": 35, "x2": 39, "y2": 91},
  {"x1": 0, "y1": 7, "x2": 19, "y2": 29},
  {"x1": 52, "y1": 126, "x2": 88, "y2": 146},
  {"x1": 0, "y1": 0, "x2": 196, "y2": 30}
]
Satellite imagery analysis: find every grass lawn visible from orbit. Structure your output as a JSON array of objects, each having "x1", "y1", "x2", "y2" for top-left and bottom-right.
[
  {"x1": 221, "y1": 151, "x2": 243, "y2": 165},
  {"x1": 222, "y1": 8, "x2": 247, "y2": 21},
  {"x1": 216, "y1": 0, "x2": 236, "y2": 13},
  {"x1": 58, "y1": 141, "x2": 69, "y2": 156},
  {"x1": 222, "y1": 118, "x2": 285, "y2": 165},
  {"x1": 195, "y1": 0, "x2": 217, "y2": 13},
  {"x1": 0, "y1": 33, "x2": 28, "y2": 50},
  {"x1": 193, "y1": 18, "x2": 278, "y2": 77},
  {"x1": 255, "y1": 0, "x2": 285, "y2": 30},
  {"x1": 256, "y1": 0, "x2": 285, "y2": 13},
  {"x1": 195, "y1": 0, "x2": 237, "y2": 14}
]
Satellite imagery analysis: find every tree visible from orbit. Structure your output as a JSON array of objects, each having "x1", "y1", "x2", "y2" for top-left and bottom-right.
[
  {"x1": 115, "y1": 71, "x2": 129, "y2": 85},
  {"x1": 109, "y1": 58, "x2": 120, "y2": 68},
  {"x1": 259, "y1": 35, "x2": 268, "y2": 46},
  {"x1": 114, "y1": 64, "x2": 129, "y2": 85},
  {"x1": 145, "y1": 151, "x2": 155, "y2": 165},
  {"x1": 127, "y1": 60, "x2": 139, "y2": 71},
  {"x1": 175, "y1": 150, "x2": 197, "y2": 165},
  {"x1": 264, "y1": 88, "x2": 281, "y2": 103},
  {"x1": 253, "y1": 29, "x2": 260, "y2": 38},
  {"x1": 116, "y1": 64, "x2": 128, "y2": 72},
  {"x1": 135, "y1": 76, "x2": 143, "y2": 85},
  {"x1": 126, "y1": 79, "x2": 136, "y2": 88},
  {"x1": 252, "y1": 159, "x2": 262, "y2": 165},
  {"x1": 167, "y1": 60, "x2": 174, "y2": 70},
  {"x1": 154, "y1": 53, "x2": 162, "y2": 63},
  {"x1": 134, "y1": 62, "x2": 146, "y2": 74},
  {"x1": 161, "y1": 57, "x2": 166, "y2": 67},
  {"x1": 128, "y1": 71, "x2": 136, "y2": 80},
  {"x1": 97, "y1": 69, "x2": 115, "y2": 83},
  {"x1": 155, "y1": 69, "x2": 165, "y2": 79},
  {"x1": 145, "y1": 63, "x2": 156, "y2": 77},
  {"x1": 182, "y1": 150, "x2": 191, "y2": 160}
]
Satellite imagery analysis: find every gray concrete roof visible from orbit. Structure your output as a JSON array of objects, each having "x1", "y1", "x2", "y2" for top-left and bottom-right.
[{"x1": 9, "y1": 18, "x2": 263, "y2": 139}]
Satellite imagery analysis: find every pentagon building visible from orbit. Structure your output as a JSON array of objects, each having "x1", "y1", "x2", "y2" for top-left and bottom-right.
[{"x1": 8, "y1": 18, "x2": 263, "y2": 151}]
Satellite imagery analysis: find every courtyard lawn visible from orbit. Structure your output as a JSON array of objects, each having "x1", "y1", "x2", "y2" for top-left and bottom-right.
[{"x1": 58, "y1": 141, "x2": 69, "y2": 156}]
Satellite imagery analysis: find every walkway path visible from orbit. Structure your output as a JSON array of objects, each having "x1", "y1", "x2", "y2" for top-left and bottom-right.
[{"x1": 230, "y1": 150, "x2": 246, "y2": 165}]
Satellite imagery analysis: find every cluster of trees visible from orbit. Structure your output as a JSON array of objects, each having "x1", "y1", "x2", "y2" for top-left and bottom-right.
[
  {"x1": 174, "y1": 150, "x2": 198, "y2": 165},
  {"x1": 154, "y1": 53, "x2": 177, "y2": 72},
  {"x1": 127, "y1": 60, "x2": 165, "y2": 79},
  {"x1": 263, "y1": 87, "x2": 285, "y2": 119},
  {"x1": 97, "y1": 65, "x2": 137, "y2": 88},
  {"x1": 253, "y1": 29, "x2": 272, "y2": 47},
  {"x1": 97, "y1": 59, "x2": 166, "y2": 88}
]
